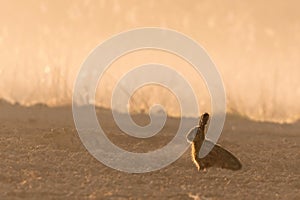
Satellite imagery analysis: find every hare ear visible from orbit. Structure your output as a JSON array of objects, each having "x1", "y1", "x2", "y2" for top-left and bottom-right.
[
  {"x1": 186, "y1": 126, "x2": 198, "y2": 143},
  {"x1": 199, "y1": 113, "x2": 210, "y2": 126}
]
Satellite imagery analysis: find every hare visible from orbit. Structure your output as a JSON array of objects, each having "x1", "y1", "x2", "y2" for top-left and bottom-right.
[{"x1": 186, "y1": 113, "x2": 242, "y2": 171}]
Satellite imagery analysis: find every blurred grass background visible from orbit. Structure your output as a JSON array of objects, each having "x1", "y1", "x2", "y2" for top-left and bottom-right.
[{"x1": 0, "y1": 0, "x2": 299, "y2": 123}]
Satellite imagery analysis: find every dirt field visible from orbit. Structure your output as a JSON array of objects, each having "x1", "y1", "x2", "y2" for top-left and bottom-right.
[{"x1": 0, "y1": 100, "x2": 299, "y2": 199}]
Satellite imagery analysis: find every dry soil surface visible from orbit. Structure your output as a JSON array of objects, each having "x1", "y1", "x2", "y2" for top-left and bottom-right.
[{"x1": 0, "y1": 101, "x2": 299, "y2": 199}]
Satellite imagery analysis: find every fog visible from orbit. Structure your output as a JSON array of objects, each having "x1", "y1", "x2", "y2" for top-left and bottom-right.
[{"x1": 0, "y1": 0, "x2": 299, "y2": 123}]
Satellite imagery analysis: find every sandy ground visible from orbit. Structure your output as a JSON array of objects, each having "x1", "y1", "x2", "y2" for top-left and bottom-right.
[{"x1": 0, "y1": 100, "x2": 299, "y2": 200}]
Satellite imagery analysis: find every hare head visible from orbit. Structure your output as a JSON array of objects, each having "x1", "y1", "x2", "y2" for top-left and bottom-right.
[{"x1": 186, "y1": 113, "x2": 210, "y2": 143}]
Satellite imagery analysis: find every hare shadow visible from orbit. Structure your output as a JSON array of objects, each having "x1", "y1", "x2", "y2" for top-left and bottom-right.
[
  {"x1": 187, "y1": 113, "x2": 242, "y2": 171},
  {"x1": 198, "y1": 139, "x2": 242, "y2": 171}
]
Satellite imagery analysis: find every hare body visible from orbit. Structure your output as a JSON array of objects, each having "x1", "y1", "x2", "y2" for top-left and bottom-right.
[{"x1": 187, "y1": 113, "x2": 208, "y2": 170}]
